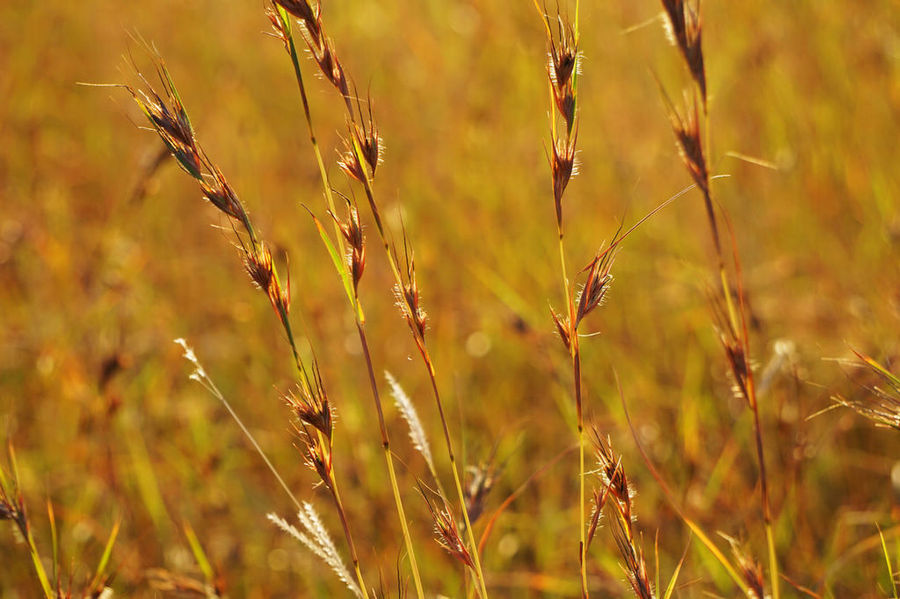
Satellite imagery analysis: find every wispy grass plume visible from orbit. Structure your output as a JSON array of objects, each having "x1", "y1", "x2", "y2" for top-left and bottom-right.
[
  {"x1": 269, "y1": 503, "x2": 363, "y2": 598},
  {"x1": 385, "y1": 371, "x2": 434, "y2": 473}
]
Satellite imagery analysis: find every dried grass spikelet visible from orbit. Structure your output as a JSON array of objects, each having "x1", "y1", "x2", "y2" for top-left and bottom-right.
[
  {"x1": 242, "y1": 241, "x2": 292, "y2": 331},
  {"x1": 265, "y1": 5, "x2": 292, "y2": 52},
  {"x1": 125, "y1": 67, "x2": 205, "y2": 180},
  {"x1": 268, "y1": 503, "x2": 363, "y2": 598},
  {"x1": 393, "y1": 233, "x2": 427, "y2": 343},
  {"x1": 661, "y1": 89, "x2": 708, "y2": 197},
  {"x1": 586, "y1": 485, "x2": 612, "y2": 550},
  {"x1": 574, "y1": 246, "x2": 616, "y2": 329},
  {"x1": 199, "y1": 166, "x2": 246, "y2": 222},
  {"x1": 329, "y1": 196, "x2": 366, "y2": 291},
  {"x1": 299, "y1": 426, "x2": 332, "y2": 487},
  {"x1": 285, "y1": 363, "x2": 334, "y2": 440},
  {"x1": 545, "y1": 14, "x2": 579, "y2": 129},
  {"x1": 549, "y1": 130, "x2": 579, "y2": 228},
  {"x1": 420, "y1": 488, "x2": 475, "y2": 571},
  {"x1": 338, "y1": 96, "x2": 383, "y2": 184},
  {"x1": 384, "y1": 371, "x2": 434, "y2": 472},
  {"x1": 591, "y1": 431, "x2": 632, "y2": 518},
  {"x1": 273, "y1": 0, "x2": 320, "y2": 35},
  {"x1": 550, "y1": 307, "x2": 572, "y2": 352},
  {"x1": 591, "y1": 430, "x2": 655, "y2": 599},
  {"x1": 659, "y1": 0, "x2": 706, "y2": 108},
  {"x1": 710, "y1": 290, "x2": 754, "y2": 408},
  {"x1": 610, "y1": 513, "x2": 655, "y2": 599}
]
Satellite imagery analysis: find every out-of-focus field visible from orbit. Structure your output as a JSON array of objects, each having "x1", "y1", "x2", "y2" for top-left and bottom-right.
[{"x1": 2, "y1": 0, "x2": 899, "y2": 596}]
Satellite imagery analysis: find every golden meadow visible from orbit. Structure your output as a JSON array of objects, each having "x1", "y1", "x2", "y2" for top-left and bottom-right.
[{"x1": 1, "y1": 1, "x2": 898, "y2": 597}]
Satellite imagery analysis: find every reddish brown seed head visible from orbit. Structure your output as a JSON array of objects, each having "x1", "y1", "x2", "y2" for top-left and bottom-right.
[
  {"x1": 426, "y1": 501, "x2": 475, "y2": 570},
  {"x1": 668, "y1": 95, "x2": 708, "y2": 194},
  {"x1": 575, "y1": 248, "x2": 616, "y2": 329},
  {"x1": 337, "y1": 135, "x2": 366, "y2": 184},
  {"x1": 199, "y1": 168, "x2": 246, "y2": 222},
  {"x1": 330, "y1": 200, "x2": 366, "y2": 290},
  {"x1": 592, "y1": 432, "x2": 631, "y2": 507},
  {"x1": 138, "y1": 86, "x2": 194, "y2": 150},
  {"x1": 300, "y1": 431, "x2": 332, "y2": 487},
  {"x1": 546, "y1": 18, "x2": 578, "y2": 129},
  {"x1": 550, "y1": 130, "x2": 578, "y2": 228},
  {"x1": 611, "y1": 515, "x2": 654, "y2": 599},
  {"x1": 550, "y1": 307, "x2": 572, "y2": 352},
  {"x1": 660, "y1": 0, "x2": 707, "y2": 107},
  {"x1": 274, "y1": 0, "x2": 321, "y2": 38},
  {"x1": 285, "y1": 366, "x2": 333, "y2": 441},
  {"x1": 243, "y1": 243, "x2": 291, "y2": 323},
  {"x1": 394, "y1": 241, "x2": 427, "y2": 341}
]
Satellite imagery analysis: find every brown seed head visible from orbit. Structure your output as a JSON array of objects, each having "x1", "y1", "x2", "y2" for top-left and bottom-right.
[
  {"x1": 546, "y1": 17, "x2": 579, "y2": 129},
  {"x1": 611, "y1": 514, "x2": 654, "y2": 599},
  {"x1": 199, "y1": 168, "x2": 246, "y2": 222},
  {"x1": 394, "y1": 241, "x2": 427, "y2": 341},
  {"x1": 127, "y1": 70, "x2": 204, "y2": 180},
  {"x1": 306, "y1": 33, "x2": 349, "y2": 101},
  {"x1": 575, "y1": 248, "x2": 616, "y2": 329},
  {"x1": 586, "y1": 485, "x2": 612, "y2": 550},
  {"x1": 330, "y1": 199, "x2": 366, "y2": 290},
  {"x1": 592, "y1": 432, "x2": 631, "y2": 510},
  {"x1": 660, "y1": 0, "x2": 706, "y2": 107},
  {"x1": 274, "y1": 0, "x2": 321, "y2": 38},
  {"x1": 338, "y1": 136, "x2": 367, "y2": 184},
  {"x1": 300, "y1": 429, "x2": 332, "y2": 487},
  {"x1": 137, "y1": 86, "x2": 194, "y2": 150},
  {"x1": 667, "y1": 94, "x2": 708, "y2": 195},
  {"x1": 244, "y1": 243, "x2": 292, "y2": 325},
  {"x1": 285, "y1": 365, "x2": 333, "y2": 440},
  {"x1": 550, "y1": 130, "x2": 578, "y2": 228},
  {"x1": 428, "y1": 503, "x2": 475, "y2": 571},
  {"x1": 550, "y1": 307, "x2": 572, "y2": 352}
]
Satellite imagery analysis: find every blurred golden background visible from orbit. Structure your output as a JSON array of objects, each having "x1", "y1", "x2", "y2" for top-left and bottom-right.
[{"x1": 2, "y1": 0, "x2": 899, "y2": 596}]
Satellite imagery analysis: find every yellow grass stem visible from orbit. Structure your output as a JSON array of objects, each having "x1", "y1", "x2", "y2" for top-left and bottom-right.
[{"x1": 356, "y1": 321, "x2": 426, "y2": 599}]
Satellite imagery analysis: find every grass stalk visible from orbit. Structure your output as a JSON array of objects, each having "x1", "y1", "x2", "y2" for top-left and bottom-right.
[{"x1": 356, "y1": 323, "x2": 426, "y2": 599}]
